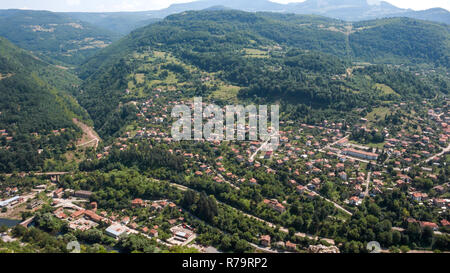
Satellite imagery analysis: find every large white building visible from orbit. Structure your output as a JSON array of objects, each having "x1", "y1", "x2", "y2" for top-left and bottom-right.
[
  {"x1": 342, "y1": 148, "x2": 378, "y2": 160},
  {"x1": 0, "y1": 196, "x2": 20, "y2": 207},
  {"x1": 106, "y1": 223, "x2": 129, "y2": 239}
]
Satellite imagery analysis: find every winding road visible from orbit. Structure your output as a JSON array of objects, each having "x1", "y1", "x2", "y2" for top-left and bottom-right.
[{"x1": 159, "y1": 178, "x2": 336, "y2": 245}]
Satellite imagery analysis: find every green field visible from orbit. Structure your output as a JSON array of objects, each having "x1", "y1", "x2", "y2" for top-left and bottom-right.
[
  {"x1": 366, "y1": 107, "x2": 391, "y2": 122},
  {"x1": 242, "y1": 48, "x2": 269, "y2": 58},
  {"x1": 374, "y1": 83, "x2": 400, "y2": 96},
  {"x1": 210, "y1": 84, "x2": 241, "y2": 102}
]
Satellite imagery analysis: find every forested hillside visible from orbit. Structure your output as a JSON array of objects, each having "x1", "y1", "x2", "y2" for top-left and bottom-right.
[
  {"x1": 0, "y1": 10, "x2": 120, "y2": 66},
  {"x1": 350, "y1": 18, "x2": 450, "y2": 67},
  {"x1": 0, "y1": 8, "x2": 449, "y2": 255},
  {"x1": 0, "y1": 37, "x2": 90, "y2": 172},
  {"x1": 77, "y1": 10, "x2": 448, "y2": 139}
]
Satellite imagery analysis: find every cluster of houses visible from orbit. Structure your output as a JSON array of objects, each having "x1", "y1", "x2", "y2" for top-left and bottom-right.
[
  {"x1": 259, "y1": 235, "x2": 298, "y2": 252},
  {"x1": 89, "y1": 86, "x2": 449, "y2": 242},
  {"x1": 0, "y1": 129, "x2": 13, "y2": 143},
  {"x1": 50, "y1": 185, "x2": 192, "y2": 244}
]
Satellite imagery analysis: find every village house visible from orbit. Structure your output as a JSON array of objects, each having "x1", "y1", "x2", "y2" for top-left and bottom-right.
[
  {"x1": 131, "y1": 198, "x2": 144, "y2": 208},
  {"x1": 53, "y1": 188, "x2": 64, "y2": 198},
  {"x1": 260, "y1": 235, "x2": 271, "y2": 247},
  {"x1": 296, "y1": 185, "x2": 306, "y2": 194},
  {"x1": 149, "y1": 229, "x2": 159, "y2": 238},
  {"x1": 420, "y1": 221, "x2": 439, "y2": 231},
  {"x1": 410, "y1": 192, "x2": 428, "y2": 202},
  {"x1": 339, "y1": 172, "x2": 348, "y2": 181},
  {"x1": 263, "y1": 199, "x2": 286, "y2": 213},
  {"x1": 286, "y1": 241, "x2": 297, "y2": 252},
  {"x1": 349, "y1": 196, "x2": 362, "y2": 206}
]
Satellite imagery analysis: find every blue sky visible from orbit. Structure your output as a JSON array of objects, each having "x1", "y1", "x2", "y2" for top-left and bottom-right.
[{"x1": 1, "y1": 0, "x2": 449, "y2": 12}]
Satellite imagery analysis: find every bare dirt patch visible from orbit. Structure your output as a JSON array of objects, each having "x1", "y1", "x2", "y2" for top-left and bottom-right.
[{"x1": 73, "y1": 118, "x2": 101, "y2": 150}]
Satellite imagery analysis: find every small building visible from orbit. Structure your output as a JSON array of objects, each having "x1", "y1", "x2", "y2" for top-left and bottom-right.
[
  {"x1": 106, "y1": 224, "x2": 128, "y2": 239},
  {"x1": 149, "y1": 229, "x2": 159, "y2": 238},
  {"x1": 420, "y1": 222, "x2": 439, "y2": 231},
  {"x1": 131, "y1": 198, "x2": 144, "y2": 207},
  {"x1": 286, "y1": 241, "x2": 297, "y2": 252},
  {"x1": 53, "y1": 188, "x2": 64, "y2": 198},
  {"x1": 349, "y1": 196, "x2": 362, "y2": 206},
  {"x1": 296, "y1": 185, "x2": 306, "y2": 194},
  {"x1": 260, "y1": 235, "x2": 271, "y2": 247},
  {"x1": 74, "y1": 190, "x2": 93, "y2": 199}
]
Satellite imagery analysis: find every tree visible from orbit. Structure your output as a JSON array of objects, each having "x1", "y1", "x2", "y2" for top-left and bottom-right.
[
  {"x1": 118, "y1": 234, "x2": 156, "y2": 253},
  {"x1": 421, "y1": 227, "x2": 434, "y2": 246}
]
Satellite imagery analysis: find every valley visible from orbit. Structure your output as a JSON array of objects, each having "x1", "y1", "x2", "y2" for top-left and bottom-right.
[
  {"x1": 73, "y1": 118, "x2": 100, "y2": 150},
  {"x1": 0, "y1": 6, "x2": 449, "y2": 255}
]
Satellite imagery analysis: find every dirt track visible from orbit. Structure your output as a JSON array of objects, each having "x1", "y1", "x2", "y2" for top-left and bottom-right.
[{"x1": 73, "y1": 118, "x2": 101, "y2": 150}]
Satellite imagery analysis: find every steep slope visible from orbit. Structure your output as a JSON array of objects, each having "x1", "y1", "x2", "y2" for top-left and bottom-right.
[
  {"x1": 0, "y1": 37, "x2": 90, "y2": 172},
  {"x1": 350, "y1": 18, "x2": 450, "y2": 66},
  {"x1": 0, "y1": 9, "x2": 120, "y2": 65},
  {"x1": 388, "y1": 8, "x2": 450, "y2": 25},
  {"x1": 77, "y1": 10, "x2": 449, "y2": 68},
  {"x1": 77, "y1": 10, "x2": 445, "y2": 139}
]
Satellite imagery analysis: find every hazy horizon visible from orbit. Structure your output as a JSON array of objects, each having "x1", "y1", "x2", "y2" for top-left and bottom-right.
[{"x1": 1, "y1": 0, "x2": 449, "y2": 13}]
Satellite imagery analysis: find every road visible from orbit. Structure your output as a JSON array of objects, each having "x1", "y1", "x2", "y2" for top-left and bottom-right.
[
  {"x1": 400, "y1": 143, "x2": 450, "y2": 172},
  {"x1": 73, "y1": 118, "x2": 101, "y2": 150},
  {"x1": 423, "y1": 143, "x2": 450, "y2": 164},
  {"x1": 364, "y1": 172, "x2": 372, "y2": 198},
  {"x1": 2, "y1": 172, "x2": 69, "y2": 177},
  {"x1": 196, "y1": 160, "x2": 240, "y2": 190},
  {"x1": 320, "y1": 135, "x2": 349, "y2": 152},
  {"x1": 250, "y1": 132, "x2": 279, "y2": 161},
  {"x1": 310, "y1": 190, "x2": 353, "y2": 216},
  {"x1": 161, "y1": 179, "x2": 336, "y2": 245},
  {"x1": 252, "y1": 133, "x2": 353, "y2": 218}
]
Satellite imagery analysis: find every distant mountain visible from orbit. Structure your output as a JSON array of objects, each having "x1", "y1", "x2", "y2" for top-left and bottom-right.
[
  {"x1": 159, "y1": 0, "x2": 286, "y2": 14},
  {"x1": 0, "y1": 9, "x2": 120, "y2": 65},
  {"x1": 289, "y1": 0, "x2": 405, "y2": 21},
  {"x1": 71, "y1": 0, "x2": 448, "y2": 29},
  {"x1": 388, "y1": 8, "x2": 450, "y2": 25},
  {"x1": 64, "y1": 11, "x2": 161, "y2": 35},
  {"x1": 63, "y1": 0, "x2": 285, "y2": 34}
]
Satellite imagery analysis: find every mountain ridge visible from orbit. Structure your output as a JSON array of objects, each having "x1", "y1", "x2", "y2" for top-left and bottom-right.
[
  {"x1": 64, "y1": 0, "x2": 450, "y2": 28},
  {"x1": 75, "y1": 10, "x2": 448, "y2": 139},
  {"x1": 0, "y1": 9, "x2": 120, "y2": 65}
]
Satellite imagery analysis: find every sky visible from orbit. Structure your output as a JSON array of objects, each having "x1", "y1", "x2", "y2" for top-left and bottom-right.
[{"x1": 0, "y1": 0, "x2": 449, "y2": 13}]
